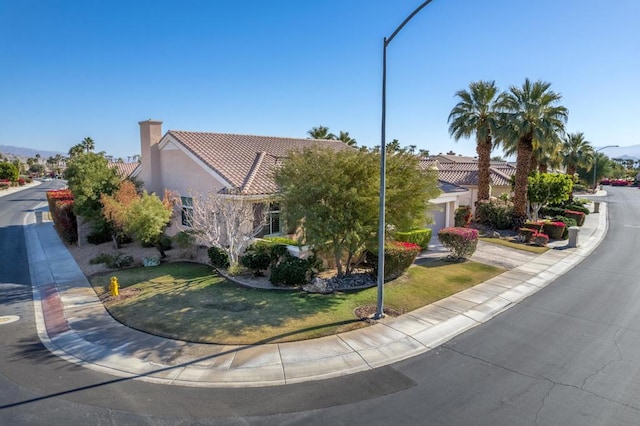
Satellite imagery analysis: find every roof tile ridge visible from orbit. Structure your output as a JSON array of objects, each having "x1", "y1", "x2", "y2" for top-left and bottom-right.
[
  {"x1": 241, "y1": 151, "x2": 267, "y2": 193},
  {"x1": 167, "y1": 129, "x2": 333, "y2": 143}
]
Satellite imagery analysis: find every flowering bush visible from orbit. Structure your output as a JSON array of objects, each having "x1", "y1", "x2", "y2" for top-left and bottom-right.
[
  {"x1": 46, "y1": 190, "x2": 78, "y2": 243},
  {"x1": 531, "y1": 232, "x2": 549, "y2": 247},
  {"x1": 542, "y1": 221, "x2": 566, "y2": 240},
  {"x1": 0, "y1": 180, "x2": 9, "y2": 191},
  {"x1": 522, "y1": 221, "x2": 544, "y2": 232},
  {"x1": 17, "y1": 178, "x2": 26, "y2": 186},
  {"x1": 395, "y1": 228, "x2": 432, "y2": 250},
  {"x1": 438, "y1": 227, "x2": 479, "y2": 260},
  {"x1": 454, "y1": 205, "x2": 472, "y2": 228},
  {"x1": 366, "y1": 241, "x2": 421, "y2": 281},
  {"x1": 564, "y1": 210, "x2": 585, "y2": 226}
]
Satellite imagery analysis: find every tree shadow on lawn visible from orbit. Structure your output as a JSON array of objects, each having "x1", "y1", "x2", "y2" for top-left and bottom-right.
[{"x1": 91, "y1": 263, "x2": 361, "y2": 344}]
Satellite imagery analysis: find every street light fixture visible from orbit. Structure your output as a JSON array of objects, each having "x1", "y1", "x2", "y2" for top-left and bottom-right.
[
  {"x1": 375, "y1": 0, "x2": 434, "y2": 320},
  {"x1": 592, "y1": 145, "x2": 619, "y2": 192}
]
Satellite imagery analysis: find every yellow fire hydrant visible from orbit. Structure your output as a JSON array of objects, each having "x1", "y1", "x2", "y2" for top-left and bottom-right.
[{"x1": 110, "y1": 276, "x2": 119, "y2": 297}]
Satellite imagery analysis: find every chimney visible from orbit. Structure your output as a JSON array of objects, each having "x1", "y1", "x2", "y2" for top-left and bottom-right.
[{"x1": 139, "y1": 119, "x2": 163, "y2": 194}]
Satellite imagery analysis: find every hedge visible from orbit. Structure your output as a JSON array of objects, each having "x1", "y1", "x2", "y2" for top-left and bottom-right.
[
  {"x1": 366, "y1": 241, "x2": 421, "y2": 282},
  {"x1": 542, "y1": 221, "x2": 566, "y2": 240},
  {"x1": 395, "y1": 228, "x2": 432, "y2": 251}
]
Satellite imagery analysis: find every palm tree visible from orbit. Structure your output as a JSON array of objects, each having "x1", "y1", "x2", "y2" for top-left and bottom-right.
[
  {"x1": 498, "y1": 79, "x2": 568, "y2": 224},
  {"x1": 81, "y1": 137, "x2": 95, "y2": 153},
  {"x1": 448, "y1": 80, "x2": 502, "y2": 202},
  {"x1": 307, "y1": 126, "x2": 336, "y2": 140},
  {"x1": 68, "y1": 144, "x2": 84, "y2": 157},
  {"x1": 562, "y1": 132, "x2": 593, "y2": 176},
  {"x1": 337, "y1": 131, "x2": 357, "y2": 146},
  {"x1": 419, "y1": 149, "x2": 430, "y2": 158}
]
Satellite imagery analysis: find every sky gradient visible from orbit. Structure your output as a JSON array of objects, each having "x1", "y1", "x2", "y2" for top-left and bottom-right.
[{"x1": 1, "y1": 0, "x2": 638, "y2": 160}]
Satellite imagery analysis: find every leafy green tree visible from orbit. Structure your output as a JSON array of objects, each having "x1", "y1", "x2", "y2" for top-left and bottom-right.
[
  {"x1": 562, "y1": 132, "x2": 593, "y2": 176},
  {"x1": 100, "y1": 180, "x2": 139, "y2": 248},
  {"x1": 274, "y1": 146, "x2": 438, "y2": 277},
  {"x1": 0, "y1": 162, "x2": 19, "y2": 181},
  {"x1": 497, "y1": 79, "x2": 569, "y2": 225},
  {"x1": 448, "y1": 80, "x2": 502, "y2": 202},
  {"x1": 527, "y1": 172, "x2": 573, "y2": 221},
  {"x1": 64, "y1": 152, "x2": 121, "y2": 222},
  {"x1": 123, "y1": 191, "x2": 172, "y2": 258},
  {"x1": 29, "y1": 163, "x2": 46, "y2": 175}
]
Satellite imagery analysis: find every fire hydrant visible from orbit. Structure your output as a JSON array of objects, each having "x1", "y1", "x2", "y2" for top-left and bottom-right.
[{"x1": 110, "y1": 276, "x2": 119, "y2": 297}]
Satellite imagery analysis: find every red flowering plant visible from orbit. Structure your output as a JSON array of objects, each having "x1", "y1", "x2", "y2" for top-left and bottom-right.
[
  {"x1": 366, "y1": 241, "x2": 421, "y2": 281},
  {"x1": 564, "y1": 210, "x2": 585, "y2": 226},
  {"x1": 542, "y1": 221, "x2": 566, "y2": 240},
  {"x1": 46, "y1": 190, "x2": 78, "y2": 243},
  {"x1": 437, "y1": 227, "x2": 479, "y2": 261}
]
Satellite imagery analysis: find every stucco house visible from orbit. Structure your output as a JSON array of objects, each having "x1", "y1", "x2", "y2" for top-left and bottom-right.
[
  {"x1": 136, "y1": 120, "x2": 356, "y2": 238},
  {"x1": 422, "y1": 157, "x2": 516, "y2": 214},
  {"x1": 135, "y1": 119, "x2": 469, "y2": 243}
]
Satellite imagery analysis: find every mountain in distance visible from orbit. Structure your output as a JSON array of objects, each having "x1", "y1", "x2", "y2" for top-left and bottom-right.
[
  {"x1": 594, "y1": 144, "x2": 640, "y2": 161},
  {"x1": 0, "y1": 144, "x2": 64, "y2": 160}
]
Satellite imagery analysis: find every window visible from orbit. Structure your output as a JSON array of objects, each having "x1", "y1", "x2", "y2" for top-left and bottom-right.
[
  {"x1": 265, "y1": 203, "x2": 281, "y2": 235},
  {"x1": 181, "y1": 196, "x2": 193, "y2": 227}
]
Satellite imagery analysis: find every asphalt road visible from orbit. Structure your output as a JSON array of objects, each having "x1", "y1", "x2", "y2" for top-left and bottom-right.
[{"x1": 1, "y1": 184, "x2": 639, "y2": 425}]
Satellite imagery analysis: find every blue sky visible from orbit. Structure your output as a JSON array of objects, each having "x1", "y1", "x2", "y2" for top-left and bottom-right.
[{"x1": 1, "y1": 0, "x2": 638, "y2": 160}]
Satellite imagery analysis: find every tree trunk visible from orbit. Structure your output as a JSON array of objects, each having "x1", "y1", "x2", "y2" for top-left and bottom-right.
[
  {"x1": 539, "y1": 163, "x2": 548, "y2": 173},
  {"x1": 512, "y1": 137, "x2": 533, "y2": 226},
  {"x1": 476, "y1": 137, "x2": 492, "y2": 202},
  {"x1": 528, "y1": 154, "x2": 538, "y2": 174}
]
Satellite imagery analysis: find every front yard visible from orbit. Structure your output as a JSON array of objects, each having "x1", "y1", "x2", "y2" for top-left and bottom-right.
[{"x1": 90, "y1": 260, "x2": 503, "y2": 345}]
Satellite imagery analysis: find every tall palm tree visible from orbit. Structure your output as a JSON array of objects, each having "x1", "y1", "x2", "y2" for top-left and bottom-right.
[
  {"x1": 68, "y1": 143, "x2": 84, "y2": 157},
  {"x1": 562, "y1": 132, "x2": 593, "y2": 176},
  {"x1": 307, "y1": 126, "x2": 336, "y2": 140},
  {"x1": 498, "y1": 79, "x2": 568, "y2": 224},
  {"x1": 448, "y1": 80, "x2": 502, "y2": 202},
  {"x1": 337, "y1": 131, "x2": 357, "y2": 146},
  {"x1": 81, "y1": 137, "x2": 95, "y2": 153}
]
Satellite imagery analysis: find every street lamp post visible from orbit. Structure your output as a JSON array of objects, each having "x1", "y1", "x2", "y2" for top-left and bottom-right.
[
  {"x1": 592, "y1": 145, "x2": 619, "y2": 192},
  {"x1": 375, "y1": 0, "x2": 434, "y2": 320}
]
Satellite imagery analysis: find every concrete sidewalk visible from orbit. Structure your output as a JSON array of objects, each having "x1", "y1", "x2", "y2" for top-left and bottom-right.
[{"x1": 24, "y1": 198, "x2": 608, "y2": 388}]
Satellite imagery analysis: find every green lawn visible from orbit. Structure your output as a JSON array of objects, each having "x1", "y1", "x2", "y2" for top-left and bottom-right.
[
  {"x1": 90, "y1": 261, "x2": 503, "y2": 345},
  {"x1": 479, "y1": 237, "x2": 549, "y2": 254}
]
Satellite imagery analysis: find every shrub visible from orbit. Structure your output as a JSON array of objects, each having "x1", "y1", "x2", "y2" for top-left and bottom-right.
[
  {"x1": 264, "y1": 236, "x2": 298, "y2": 246},
  {"x1": 208, "y1": 246, "x2": 230, "y2": 269},
  {"x1": 241, "y1": 241, "x2": 275, "y2": 276},
  {"x1": 564, "y1": 210, "x2": 586, "y2": 226},
  {"x1": 542, "y1": 221, "x2": 566, "y2": 240},
  {"x1": 270, "y1": 254, "x2": 316, "y2": 287},
  {"x1": 173, "y1": 231, "x2": 194, "y2": 249},
  {"x1": 395, "y1": 228, "x2": 432, "y2": 250},
  {"x1": 518, "y1": 228, "x2": 536, "y2": 243},
  {"x1": 539, "y1": 206, "x2": 565, "y2": 218},
  {"x1": 437, "y1": 227, "x2": 479, "y2": 260},
  {"x1": 17, "y1": 178, "x2": 25, "y2": 186},
  {"x1": 551, "y1": 216, "x2": 577, "y2": 239},
  {"x1": 454, "y1": 205, "x2": 472, "y2": 228},
  {"x1": 366, "y1": 241, "x2": 421, "y2": 281},
  {"x1": 573, "y1": 183, "x2": 587, "y2": 193},
  {"x1": 46, "y1": 190, "x2": 77, "y2": 244},
  {"x1": 531, "y1": 232, "x2": 549, "y2": 247},
  {"x1": 564, "y1": 204, "x2": 589, "y2": 215},
  {"x1": 89, "y1": 252, "x2": 133, "y2": 269},
  {"x1": 476, "y1": 199, "x2": 513, "y2": 230},
  {"x1": 522, "y1": 221, "x2": 544, "y2": 232},
  {"x1": 0, "y1": 180, "x2": 9, "y2": 190}
]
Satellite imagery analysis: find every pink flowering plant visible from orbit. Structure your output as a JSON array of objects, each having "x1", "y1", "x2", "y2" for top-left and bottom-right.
[
  {"x1": 366, "y1": 241, "x2": 421, "y2": 281},
  {"x1": 438, "y1": 227, "x2": 479, "y2": 261},
  {"x1": 542, "y1": 221, "x2": 566, "y2": 240}
]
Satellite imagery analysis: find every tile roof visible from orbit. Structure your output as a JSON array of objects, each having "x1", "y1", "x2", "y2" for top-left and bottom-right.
[
  {"x1": 166, "y1": 131, "x2": 352, "y2": 195},
  {"x1": 108, "y1": 162, "x2": 139, "y2": 179},
  {"x1": 420, "y1": 159, "x2": 516, "y2": 187}
]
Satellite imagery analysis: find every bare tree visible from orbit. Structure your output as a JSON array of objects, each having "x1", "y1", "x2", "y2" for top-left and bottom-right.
[{"x1": 177, "y1": 189, "x2": 267, "y2": 266}]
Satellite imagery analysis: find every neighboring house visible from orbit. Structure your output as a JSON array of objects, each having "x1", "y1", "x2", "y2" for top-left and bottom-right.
[
  {"x1": 108, "y1": 161, "x2": 140, "y2": 180},
  {"x1": 422, "y1": 158, "x2": 516, "y2": 213},
  {"x1": 137, "y1": 120, "x2": 350, "y2": 238}
]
